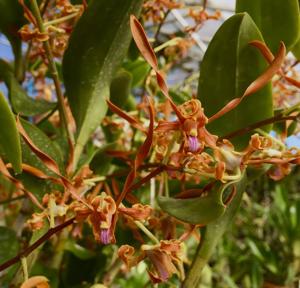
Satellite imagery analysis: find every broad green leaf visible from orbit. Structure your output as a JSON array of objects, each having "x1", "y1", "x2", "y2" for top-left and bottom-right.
[
  {"x1": 0, "y1": 0, "x2": 26, "y2": 79},
  {"x1": 0, "y1": 227, "x2": 19, "y2": 259},
  {"x1": 0, "y1": 227, "x2": 20, "y2": 284},
  {"x1": 157, "y1": 181, "x2": 240, "y2": 225},
  {"x1": 20, "y1": 119, "x2": 64, "y2": 174},
  {"x1": 0, "y1": 60, "x2": 56, "y2": 116},
  {"x1": 292, "y1": 1, "x2": 300, "y2": 59},
  {"x1": 183, "y1": 175, "x2": 247, "y2": 287},
  {"x1": 63, "y1": 0, "x2": 143, "y2": 163},
  {"x1": 0, "y1": 91, "x2": 22, "y2": 173},
  {"x1": 198, "y1": 13, "x2": 273, "y2": 149},
  {"x1": 236, "y1": 0, "x2": 300, "y2": 53},
  {"x1": 292, "y1": 38, "x2": 300, "y2": 59}
]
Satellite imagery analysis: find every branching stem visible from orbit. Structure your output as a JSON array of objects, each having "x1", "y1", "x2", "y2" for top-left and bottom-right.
[{"x1": 0, "y1": 217, "x2": 75, "y2": 273}]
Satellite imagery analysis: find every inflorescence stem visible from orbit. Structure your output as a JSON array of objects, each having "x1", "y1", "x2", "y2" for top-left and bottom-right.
[
  {"x1": 29, "y1": 0, "x2": 74, "y2": 143},
  {"x1": 0, "y1": 217, "x2": 75, "y2": 273}
]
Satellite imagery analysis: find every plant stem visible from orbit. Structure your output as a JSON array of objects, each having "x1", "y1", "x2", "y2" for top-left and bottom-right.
[
  {"x1": 0, "y1": 217, "x2": 75, "y2": 272},
  {"x1": 13, "y1": 42, "x2": 24, "y2": 82},
  {"x1": 21, "y1": 257, "x2": 28, "y2": 281},
  {"x1": 29, "y1": 0, "x2": 73, "y2": 143},
  {"x1": 44, "y1": 12, "x2": 79, "y2": 27},
  {"x1": 0, "y1": 195, "x2": 25, "y2": 205},
  {"x1": 220, "y1": 114, "x2": 297, "y2": 141},
  {"x1": 153, "y1": 9, "x2": 170, "y2": 46},
  {"x1": 134, "y1": 220, "x2": 159, "y2": 244}
]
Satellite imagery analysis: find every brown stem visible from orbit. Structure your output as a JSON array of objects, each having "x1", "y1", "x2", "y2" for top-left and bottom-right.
[
  {"x1": 0, "y1": 195, "x2": 25, "y2": 205},
  {"x1": 154, "y1": 9, "x2": 170, "y2": 46},
  {"x1": 219, "y1": 115, "x2": 297, "y2": 141},
  {"x1": 129, "y1": 165, "x2": 165, "y2": 191},
  {"x1": 0, "y1": 217, "x2": 75, "y2": 272},
  {"x1": 40, "y1": 0, "x2": 51, "y2": 15}
]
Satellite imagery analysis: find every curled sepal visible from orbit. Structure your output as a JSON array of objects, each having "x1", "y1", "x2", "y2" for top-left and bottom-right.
[{"x1": 157, "y1": 179, "x2": 241, "y2": 225}]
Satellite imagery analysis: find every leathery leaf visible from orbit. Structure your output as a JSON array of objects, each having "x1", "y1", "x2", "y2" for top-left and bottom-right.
[
  {"x1": 63, "y1": 0, "x2": 143, "y2": 164},
  {"x1": 292, "y1": 0, "x2": 300, "y2": 59},
  {"x1": 198, "y1": 13, "x2": 273, "y2": 149},
  {"x1": 158, "y1": 180, "x2": 241, "y2": 225},
  {"x1": 0, "y1": 91, "x2": 22, "y2": 173},
  {"x1": 236, "y1": 0, "x2": 300, "y2": 53}
]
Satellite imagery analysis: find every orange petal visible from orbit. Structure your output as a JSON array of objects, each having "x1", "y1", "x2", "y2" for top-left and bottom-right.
[
  {"x1": 20, "y1": 275, "x2": 49, "y2": 288},
  {"x1": 116, "y1": 97, "x2": 155, "y2": 206},
  {"x1": 130, "y1": 15, "x2": 184, "y2": 122},
  {"x1": 250, "y1": 40, "x2": 300, "y2": 88},
  {"x1": 130, "y1": 15, "x2": 158, "y2": 70},
  {"x1": 135, "y1": 96, "x2": 155, "y2": 168},
  {"x1": 209, "y1": 42, "x2": 286, "y2": 123},
  {"x1": 119, "y1": 203, "x2": 153, "y2": 221},
  {"x1": 249, "y1": 40, "x2": 274, "y2": 63},
  {"x1": 17, "y1": 116, "x2": 61, "y2": 175},
  {"x1": 155, "y1": 121, "x2": 180, "y2": 133},
  {"x1": 106, "y1": 99, "x2": 146, "y2": 133}
]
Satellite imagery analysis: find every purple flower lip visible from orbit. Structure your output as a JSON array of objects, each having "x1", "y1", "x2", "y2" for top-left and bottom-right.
[
  {"x1": 100, "y1": 229, "x2": 110, "y2": 244},
  {"x1": 188, "y1": 136, "x2": 199, "y2": 152}
]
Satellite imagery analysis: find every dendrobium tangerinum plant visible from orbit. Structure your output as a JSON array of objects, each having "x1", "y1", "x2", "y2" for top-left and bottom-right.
[{"x1": 1, "y1": 1, "x2": 300, "y2": 287}]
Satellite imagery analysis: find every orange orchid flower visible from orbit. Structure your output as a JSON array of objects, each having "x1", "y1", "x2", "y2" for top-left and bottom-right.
[{"x1": 118, "y1": 239, "x2": 184, "y2": 283}]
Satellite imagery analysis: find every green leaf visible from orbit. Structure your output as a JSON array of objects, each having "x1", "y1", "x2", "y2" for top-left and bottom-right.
[
  {"x1": 20, "y1": 119, "x2": 64, "y2": 174},
  {"x1": 0, "y1": 0, "x2": 26, "y2": 79},
  {"x1": 158, "y1": 181, "x2": 242, "y2": 225},
  {"x1": 236, "y1": 0, "x2": 300, "y2": 53},
  {"x1": 63, "y1": 0, "x2": 143, "y2": 162},
  {"x1": 123, "y1": 58, "x2": 150, "y2": 87},
  {"x1": 183, "y1": 174, "x2": 247, "y2": 287},
  {"x1": 110, "y1": 69, "x2": 132, "y2": 109},
  {"x1": 0, "y1": 60, "x2": 56, "y2": 116},
  {"x1": 65, "y1": 239, "x2": 96, "y2": 260},
  {"x1": 198, "y1": 13, "x2": 273, "y2": 149},
  {"x1": 0, "y1": 91, "x2": 22, "y2": 173},
  {"x1": 292, "y1": 40, "x2": 300, "y2": 60},
  {"x1": 0, "y1": 227, "x2": 20, "y2": 283},
  {"x1": 293, "y1": 1, "x2": 300, "y2": 58}
]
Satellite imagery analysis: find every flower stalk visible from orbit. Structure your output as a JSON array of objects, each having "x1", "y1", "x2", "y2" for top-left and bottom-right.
[{"x1": 29, "y1": 0, "x2": 74, "y2": 143}]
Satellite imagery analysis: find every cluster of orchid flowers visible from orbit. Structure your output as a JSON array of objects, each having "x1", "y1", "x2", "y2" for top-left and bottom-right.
[
  {"x1": 17, "y1": 0, "x2": 85, "y2": 71},
  {"x1": 3, "y1": 11, "x2": 300, "y2": 286}
]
